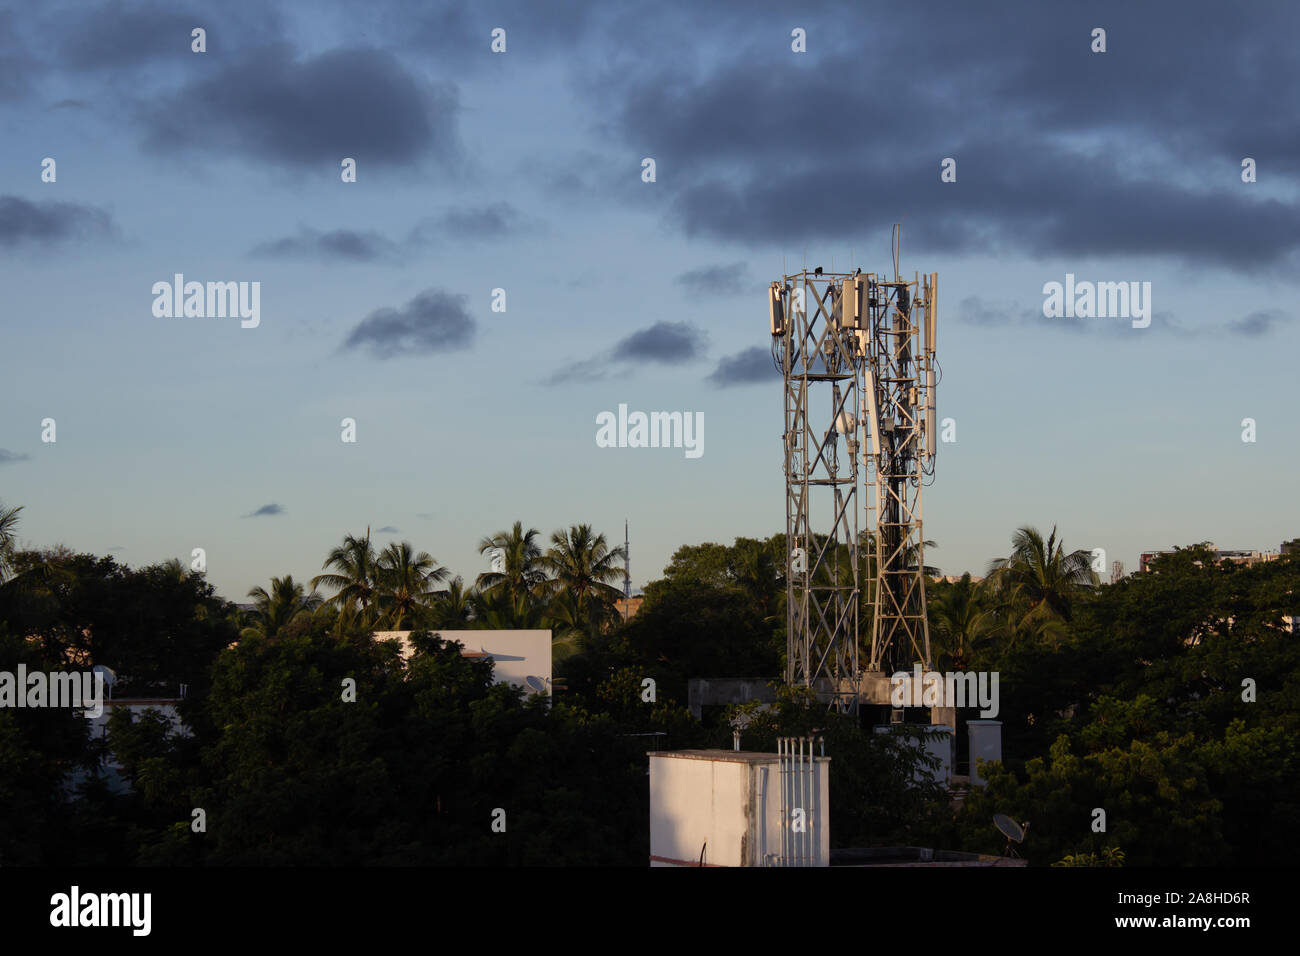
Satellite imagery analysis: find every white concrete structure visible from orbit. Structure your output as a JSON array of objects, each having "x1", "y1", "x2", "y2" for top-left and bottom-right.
[
  {"x1": 967, "y1": 719, "x2": 1003, "y2": 786},
  {"x1": 648, "y1": 749, "x2": 831, "y2": 867},
  {"x1": 373, "y1": 629, "x2": 552, "y2": 697}
]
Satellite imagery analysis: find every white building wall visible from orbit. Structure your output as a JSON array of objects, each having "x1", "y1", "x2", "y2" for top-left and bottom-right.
[
  {"x1": 649, "y1": 750, "x2": 831, "y2": 867},
  {"x1": 968, "y1": 719, "x2": 1003, "y2": 786},
  {"x1": 649, "y1": 756, "x2": 747, "y2": 866}
]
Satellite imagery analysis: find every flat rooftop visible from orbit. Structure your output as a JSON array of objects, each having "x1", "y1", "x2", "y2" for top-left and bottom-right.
[
  {"x1": 650, "y1": 749, "x2": 830, "y2": 764},
  {"x1": 831, "y1": 847, "x2": 1025, "y2": 867}
]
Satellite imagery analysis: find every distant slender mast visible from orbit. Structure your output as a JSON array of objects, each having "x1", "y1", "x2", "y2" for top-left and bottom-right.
[{"x1": 624, "y1": 519, "x2": 631, "y2": 603}]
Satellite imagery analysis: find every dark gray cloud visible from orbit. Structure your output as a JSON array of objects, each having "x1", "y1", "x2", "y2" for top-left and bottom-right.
[
  {"x1": 543, "y1": 321, "x2": 706, "y2": 385},
  {"x1": 956, "y1": 296, "x2": 1019, "y2": 327},
  {"x1": 0, "y1": 11, "x2": 38, "y2": 102},
  {"x1": 957, "y1": 294, "x2": 1285, "y2": 339},
  {"x1": 243, "y1": 503, "x2": 284, "y2": 517},
  {"x1": 378, "y1": 0, "x2": 611, "y2": 72},
  {"x1": 707, "y1": 346, "x2": 778, "y2": 388},
  {"x1": 610, "y1": 321, "x2": 705, "y2": 363},
  {"x1": 47, "y1": 0, "x2": 287, "y2": 71},
  {"x1": 376, "y1": 525, "x2": 399, "y2": 533},
  {"x1": 418, "y1": 202, "x2": 522, "y2": 241},
  {"x1": 0, "y1": 196, "x2": 115, "y2": 247},
  {"x1": 542, "y1": 356, "x2": 608, "y2": 386},
  {"x1": 253, "y1": 203, "x2": 525, "y2": 263},
  {"x1": 676, "y1": 262, "x2": 750, "y2": 296},
  {"x1": 579, "y1": 2, "x2": 1300, "y2": 275},
  {"x1": 252, "y1": 227, "x2": 400, "y2": 263},
  {"x1": 140, "y1": 45, "x2": 457, "y2": 168},
  {"x1": 0, "y1": 59, "x2": 32, "y2": 101},
  {"x1": 50, "y1": 98, "x2": 88, "y2": 110},
  {"x1": 0, "y1": 448, "x2": 31, "y2": 465},
  {"x1": 342, "y1": 289, "x2": 475, "y2": 359},
  {"x1": 57, "y1": 2, "x2": 209, "y2": 69},
  {"x1": 1228, "y1": 309, "x2": 1290, "y2": 337}
]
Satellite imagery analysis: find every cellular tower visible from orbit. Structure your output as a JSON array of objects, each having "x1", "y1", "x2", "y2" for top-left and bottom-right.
[{"x1": 769, "y1": 228, "x2": 939, "y2": 713}]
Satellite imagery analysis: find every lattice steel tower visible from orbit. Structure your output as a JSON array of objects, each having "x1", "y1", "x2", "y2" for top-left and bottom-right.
[
  {"x1": 770, "y1": 268, "x2": 863, "y2": 713},
  {"x1": 769, "y1": 232, "x2": 939, "y2": 711},
  {"x1": 860, "y1": 256, "x2": 938, "y2": 679}
]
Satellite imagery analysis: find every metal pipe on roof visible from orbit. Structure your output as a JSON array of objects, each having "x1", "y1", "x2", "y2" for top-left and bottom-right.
[
  {"x1": 804, "y1": 737, "x2": 811, "y2": 865},
  {"x1": 778, "y1": 737, "x2": 786, "y2": 867}
]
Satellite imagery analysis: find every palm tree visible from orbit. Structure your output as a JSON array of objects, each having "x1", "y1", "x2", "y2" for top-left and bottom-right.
[
  {"x1": 473, "y1": 587, "x2": 546, "y2": 630},
  {"x1": 0, "y1": 501, "x2": 22, "y2": 584},
  {"x1": 476, "y1": 521, "x2": 547, "y2": 602},
  {"x1": 243, "y1": 575, "x2": 322, "y2": 639},
  {"x1": 545, "y1": 591, "x2": 590, "y2": 661},
  {"x1": 312, "y1": 530, "x2": 380, "y2": 625},
  {"x1": 985, "y1": 525, "x2": 1097, "y2": 633},
  {"x1": 930, "y1": 572, "x2": 994, "y2": 668},
  {"x1": 0, "y1": 506, "x2": 71, "y2": 623},
  {"x1": 906, "y1": 538, "x2": 941, "y2": 578},
  {"x1": 538, "y1": 524, "x2": 627, "y2": 632},
  {"x1": 430, "y1": 575, "x2": 474, "y2": 628},
  {"x1": 375, "y1": 540, "x2": 448, "y2": 630}
]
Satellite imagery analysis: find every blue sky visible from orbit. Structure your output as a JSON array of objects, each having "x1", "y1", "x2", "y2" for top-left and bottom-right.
[{"x1": 2, "y1": 0, "x2": 1297, "y2": 602}]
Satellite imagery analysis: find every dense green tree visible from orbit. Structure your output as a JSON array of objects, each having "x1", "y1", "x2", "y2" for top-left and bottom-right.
[
  {"x1": 613, "y1": 577, "x2": 783, "y2": 706},
  {"x1": 0, "y1": 624, "x2": 100, "y2": 865},
  {"x1": 3, "y1": 551, "x2": 236, "y2": 697},
  {"x1": 5, "y1": 511, "x2": 1296, "y2": 868},
  {"x1": 951, "y1": 727, "x2": 1228, "y2": 866}
]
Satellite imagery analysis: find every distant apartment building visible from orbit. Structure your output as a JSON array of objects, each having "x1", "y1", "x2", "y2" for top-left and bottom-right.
[
  {"x1": 616, "y1": 593, "x2": 644, "y2": 620},
  {"x1": 1139, "y1": 544, "x2": 1283, "y2": 573},
  {"x1": 1138, "y1": 543, "x2": 1298, "y2": 635}
]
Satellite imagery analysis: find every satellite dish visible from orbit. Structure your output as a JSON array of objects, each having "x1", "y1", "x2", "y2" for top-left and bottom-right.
[
  {"x1": 993, "y1": 813, "x2": 1028, "y2": 858},
  {"x1": 525, "y1": 675, "x2": 548, "y2": 693}
]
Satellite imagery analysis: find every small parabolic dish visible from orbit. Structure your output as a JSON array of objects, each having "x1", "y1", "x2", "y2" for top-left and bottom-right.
[{"x1": 994, "y1": 813, "x2": 1025, "y2": 843}]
